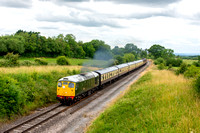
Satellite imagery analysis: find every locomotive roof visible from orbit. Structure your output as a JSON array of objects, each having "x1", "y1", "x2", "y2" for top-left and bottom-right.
[
  {"x1": 115, "y1": 63, "x2": 129, "y2": 69},
  {"x1": 58, "y1": 71, "x2": 98, "y2": 83},
  {"x1": 95, "y1": 66, "x2": 118, "y2": 74}
]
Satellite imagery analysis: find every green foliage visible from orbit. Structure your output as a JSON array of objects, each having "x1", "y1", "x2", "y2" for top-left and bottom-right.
[
  {"x1": 56, "y1": 56, "x2": 70, "y2": 65},
  {"x1": 0, "y1": 69, "x2": 80, "y2": 119},
  {"x1": 154, "y1": 57, "x2": 165, "y2": 65},
  {"x1": 166, "y1": 58, "x2": 183, "y2": 67},
  {"x1": 157, "y1": 63, "x2": 165, "y2": 70},
  {"x1": 20, "y1": 60, "x2": 33, "y2": 66},
  {"x1": 4, "y1": 52, "x2": 19, "y2": 67},
  {"x1": 192, "y1": 61, "x2": 200, "y2": 67},
  {"x1": 0, "y1": 60, "x2": 6, "y2": 67},
  {"x1": 176, "y1": 63, "x2": 187, "y2": 75},
  {"x1": 34, "y1": 58, "x2": 48, "y2": 65},
  {"x1": 123, "y1": 53, "x2": 135, "y2": 62},
  {"x1": 184, "y1": 65, "x2": 200, "y2": 78},
  {"x1": 148, "y1": 44, "x2": 174, "y2": 59},
  {"x1": 114, "y1": 55, "x2": 125, "y2": 65},
  {"x1": 0, "y1": 76, "x2": 24, "y2": 119},
  {"x1": 194, "y1": 74, "x2": 200, "y2": 93},
  {"x1": 148, "y1": 44, "x2": 165, "y2": 59}
]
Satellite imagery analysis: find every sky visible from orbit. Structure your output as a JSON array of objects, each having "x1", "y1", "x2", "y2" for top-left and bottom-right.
[{"x1": 0, "y1": 0, "x2": 200, "y2": 54}]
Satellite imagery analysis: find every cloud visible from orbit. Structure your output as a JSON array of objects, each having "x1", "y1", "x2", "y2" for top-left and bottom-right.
[
  {"x1": 36, "y1": 10, "x2": 122, "y2": 28},
  {"x1": 0, "y1": 0, "x2": 32, "y2": 8},
  {"x1": 94, "y1": 0, "x2": 181, "y2": 6},
  {"x1": 53, "y1": 0, "x2": 181, "y2": 6},
  {"x1": 37, "y1": 26, "x2": 59, "y2": 30}
]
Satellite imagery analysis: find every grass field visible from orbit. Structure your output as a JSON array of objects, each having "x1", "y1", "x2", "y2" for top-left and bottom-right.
[
  {"x1": 183, "y1": 59, "x2": 197, "y2": 64},
  {"x1": 87, "y1": 65, "x2": 200, "y2": 132},
  {"x1": 17, "y1": 57, "x2": 108, "y2": 67}
]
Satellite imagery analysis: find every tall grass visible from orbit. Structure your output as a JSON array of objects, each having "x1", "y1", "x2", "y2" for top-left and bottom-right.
[
  {"x1": 87, "y1": 65, "x2": 200, "y2": 133},
  {"x1": 0, "y1": 66, "x2": 81, "y2": 125},
  {"x1": 0, "y1": 65, "x2": 82, "y2": 74}
]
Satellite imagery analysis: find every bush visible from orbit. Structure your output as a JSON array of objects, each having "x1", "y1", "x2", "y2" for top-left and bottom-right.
[
  {"x1": 176, "y1": 63, "x2": 187, "y2": 75},
  {"x1": 56, "y1": 56, "x2": 70, "y2": 65},
  {"x1": 184, "y1": 65, "x2": 200, "y2": 78},
  {"x1": 192, "y1": 62, "x2": 200, "y2": 67},
  {"x1": 168, "y1": 64, "x2": 173, "y2": 70},
  {"x1": 194, "y1": 74, "x2": 200, "y2": 93},
  {"x1": 166, "y1": 58, "x2": 183, "y2": 67},
  {"x1": 20, "y1": 60, "x2": 33, "y2": 66},
  {"x1": 0, "y1": 76, "x2": 24, "y2": 119},
  {"x1": 4, "y1": 52, "x2": 19, "y2": 67},
  {"x1": 0, "y1": 60, "x2": 7, "y2": 67},
  {"x1": 158, "y1": 63, "x2": 165, "y2": 70},
  {"x1": 34, "y1": 58, "x2": 48, "y2": 65}
]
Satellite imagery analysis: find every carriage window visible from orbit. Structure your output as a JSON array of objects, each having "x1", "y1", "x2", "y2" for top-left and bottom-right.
[
  {"x1": 58, "y1": 82, "x2": 62, "y2": 87},
  {"x1": 68, "y1": 83, "x2": 74, "y2": 88},
  {"x1": 63, "y1": 82, "x2": 68, "y2": 85}
]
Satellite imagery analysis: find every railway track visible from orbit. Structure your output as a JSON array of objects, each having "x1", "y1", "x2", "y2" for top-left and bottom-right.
[
  {"x1": 2, "y1": 87, "x2": 105, "y2": 133},
  {"x1": 2, "y1": 62, "x2": 149, "y2": 133}
]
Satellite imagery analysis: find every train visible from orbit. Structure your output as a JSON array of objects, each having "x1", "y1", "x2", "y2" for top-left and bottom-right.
[{"x1": 56, "y1": 58, "x2": 147, "y2": 105}]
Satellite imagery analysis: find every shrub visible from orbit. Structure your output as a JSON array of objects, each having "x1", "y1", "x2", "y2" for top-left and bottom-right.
[
  {"x1": 0, "y1": 60, "x2": 7, "y2": 67},
  {"x1": 192, "y1": 62, "x2": 200, "y2": 67},
  {"x1": 21, "y1": 60, "x2": 32, "y2": 66},
  {"x1": 4, "y1": 52, "x2": 19, "y2": 67},
  {"x1": 34, "y1": 58, "x2": 48, "y2": 65},
  {"x1": 158, "y1": 63, "x2": 165, "y2": 70},
  {"x1": 176, "y1": 63, "x2": 187, "y2": 75},
  {"x1": 168, "y1": 64, "x2": 173, "y2": 70},
  {"x1": 166, "y1": 58, "x2": 183, "y2": 67},
  {"x1": 184, "y1": 65, "x2": 200, "y2": 78},
  {"x1": 56, "y1": 56, "x2": 70, "y2": 65},
  {"x1": 194, "y1": 74, "x2": 200, "y2": 93},
  {"x1": 156, "y1": 57, "x2": 165, "y2": 64},
  {"x1": 0, "y1": 76, "x2": 24, "y2": 119}
]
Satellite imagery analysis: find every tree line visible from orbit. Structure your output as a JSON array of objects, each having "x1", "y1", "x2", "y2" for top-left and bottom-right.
[{"x1": 0, "y1": 30, "x2": 148, "y2": 63}]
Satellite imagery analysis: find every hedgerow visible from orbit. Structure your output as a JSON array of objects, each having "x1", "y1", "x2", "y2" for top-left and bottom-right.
[{"x1": 0, "y1": 69, "x2": 80, "y2": 120}]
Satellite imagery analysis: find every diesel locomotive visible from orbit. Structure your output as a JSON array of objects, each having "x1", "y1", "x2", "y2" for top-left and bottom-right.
[{"x1": 56, "y1": 58, "x2": 147, "y2": 104}]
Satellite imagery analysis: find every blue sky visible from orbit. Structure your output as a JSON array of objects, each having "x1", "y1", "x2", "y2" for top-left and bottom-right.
[{"x1": 0, "y1": 0, "x2": 200, "y2": 54}]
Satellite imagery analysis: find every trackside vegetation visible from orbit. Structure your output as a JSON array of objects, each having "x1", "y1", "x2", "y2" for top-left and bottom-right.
[
  {"x1": 0, "y1": 66, "x2": 80, "y2": 123},
  {"x1": 87, "y1": 66, "x2": 200, "y2": 132}
]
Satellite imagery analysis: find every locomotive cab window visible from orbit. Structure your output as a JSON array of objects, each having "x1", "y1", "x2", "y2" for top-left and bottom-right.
[
  {"x1": 58, "y1": 82, "x2": 62, "y2": 87},
  {"x1": 68, "y1": 83, "x2": 75, "y2": 88},
  {"x1": 63, "y1": 82, "x2": 68, "y2": 85}
]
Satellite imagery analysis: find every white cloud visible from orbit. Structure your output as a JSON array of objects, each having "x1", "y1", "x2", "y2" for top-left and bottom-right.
[{"x1": 0, "y1": 0, "x2": 199, "y2": 54}]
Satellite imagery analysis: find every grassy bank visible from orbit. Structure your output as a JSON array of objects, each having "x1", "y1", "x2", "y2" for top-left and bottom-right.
[
  {"x1": 0, "y1": 65, "x2": 82, "y2": 125},
  {"x1": 87, "y1": 65, "x2": 200, "y2": 132}
]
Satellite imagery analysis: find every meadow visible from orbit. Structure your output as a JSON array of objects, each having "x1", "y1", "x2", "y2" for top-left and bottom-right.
[
  {"x1": 183, "y1": 59, "x2": 197, "y2": 65},
  {"x1": 87, "y1": 65, "x2": 200, "y2": 132},
  {"x1": 17, "y1": 57, "x2": 109, "y2": 67}
]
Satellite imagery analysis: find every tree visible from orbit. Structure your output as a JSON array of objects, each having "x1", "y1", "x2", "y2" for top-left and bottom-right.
[
  {"x1": 112, "y1": 46, "x2": 124, "y2": 56},
  {"x1": 114, "y1": 55, "x2": 125, "y2": 64},
  {"x1": 123, "y1": 53, "x2": 135, "y2": 62},
  {"x1": 124, "y1": 43, "x2": 138, "y2": 53},
  {"x1": 161, "y1": 49, "x2": 175, "y2": 59},
  {"x1": 148, "y1": 44, "x2": 165, "y2": 59},
  {"x1": 83, "y1": 42, "x2": 95, "y2": 58}
]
